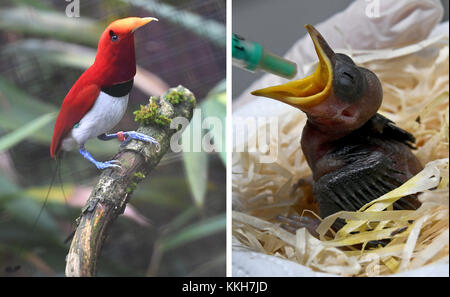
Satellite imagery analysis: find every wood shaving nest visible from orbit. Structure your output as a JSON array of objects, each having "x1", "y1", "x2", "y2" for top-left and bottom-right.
[{"x1": 232, "y1": 35, "x2": 449, "y2": 276}]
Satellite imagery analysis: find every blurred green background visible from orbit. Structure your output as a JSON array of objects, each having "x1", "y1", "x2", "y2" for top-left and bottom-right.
[{"x1": 0, "y1": 0, "x2": 226, "y2": 276}]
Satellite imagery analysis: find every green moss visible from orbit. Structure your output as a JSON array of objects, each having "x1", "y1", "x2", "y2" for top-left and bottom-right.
[
  {"x1": 165, "y1": 87, "x2": 196, "y2": 106},
  {"x1": 134, "y1": 88, "x2": 195, "y2": 126},
  {"x1": 133, "y1": 97, "x2": 171, "y2": 126},
  {"x1": 165, "y1": 89, "x2": 185, "y2": 105},
  {"x1": 133, "y1": 171, "x2": 146, "y2": 180},
  {"x1": 126, "y1": 171, "x2": 147, "y2": 193},
  {"x1": 126, "y1": 182, "x2": 138, "y2": 194},
  {"x1": 188, "y1": 95, "x2": 195, "y2": 105}
]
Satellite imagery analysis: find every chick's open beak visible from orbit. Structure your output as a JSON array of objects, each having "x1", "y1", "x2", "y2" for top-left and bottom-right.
[
  {"x1": 251, "y1": 25, "x2": 335, "y2": 108},
  {"x1": 131, "y1": 17, "x2": 158, "y2": 33}
]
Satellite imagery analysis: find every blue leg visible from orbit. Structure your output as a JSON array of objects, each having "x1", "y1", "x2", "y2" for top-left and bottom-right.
[
  {"x1": 98, "y1": 131, "x2": 160, "y2": 151},
  {"x1": 79, "y1": 146, "x2": 121, "y2": 170},
  {"x1": 121, "y1": 131, "x2": 160, "y2": 151}
]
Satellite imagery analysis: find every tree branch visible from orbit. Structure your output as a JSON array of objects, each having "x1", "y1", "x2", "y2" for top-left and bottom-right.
[{"x1": 65, "y1": 86, "x2": 196, "y2": 277}]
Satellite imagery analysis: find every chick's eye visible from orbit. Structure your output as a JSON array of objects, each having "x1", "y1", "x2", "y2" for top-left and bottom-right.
[
  {"x1": 333, "y1": 63, "x2": 365, "y2": 102},
  {"x1": 109, "y1": 30, "x2": 118, "y2": 41},
  {"x1": 339, "y1": 72, "x2": 354, "y2": 88}
]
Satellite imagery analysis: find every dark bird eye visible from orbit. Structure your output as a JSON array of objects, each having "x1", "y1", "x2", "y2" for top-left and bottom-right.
[
  {"x1": 109, "y1": 30, "x2": 118, "y2": 41},
  {"x1": 333, "y1": 62, "x2": 365, "y2": 102},
  {"x1": 340, "y1": 72, "x2": 354, "y2": 88}
]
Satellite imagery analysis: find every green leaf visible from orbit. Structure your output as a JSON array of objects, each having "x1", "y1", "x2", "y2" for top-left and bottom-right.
[
  {"x1": 3, "y1": 39, "x2": 95, "y2": 70},
  {"x1": 0, "y1": 112, "x2": 56, "y2": 151},
  {"x1": 3, "y1": 197, "x2": 61, "y2": 239},
  {"x1": 7, "y1": 0, "x2": 55, "y2": 10},
  {"x1": 0, "y1": 172, "x2": 17, "y2": 198},
  {"x1": 182, "y1": 107, "x2": 209, "y2": 208},
  {"x1": 0, "y1": 174, "x2": 60, "y2": 240},
  {"x1": 163, "y1": 206, "x2": 200, "y2": 233},
  {"x1": 201, "y1": 95, "x2": 226, "y2": 165},
  {"x1": 201, "y1": 79, "x2": 226, "y2": 165},
  {"x1": 0, "y1": 6, "x2": 103, "y2": 46},
  {"x1": 0, "y1": 76, "x2": 57, "y2": 144},
  {"x1": 24, "y1": 184, "x2": 75, "y2": 205},
  {"x1": 159, "y1": 214, "x2": 225, "y2": 252},
  {"x1": 183, "y1": 150, "x2": 209, "y2": 208},
  {"x1": 180, "y1": 79, "x2": 226, "y2": 206}
]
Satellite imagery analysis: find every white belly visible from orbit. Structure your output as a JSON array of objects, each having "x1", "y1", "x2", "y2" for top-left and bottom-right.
[{"x1": 62, "y1": 91, "x2": 128, "y2": 151}]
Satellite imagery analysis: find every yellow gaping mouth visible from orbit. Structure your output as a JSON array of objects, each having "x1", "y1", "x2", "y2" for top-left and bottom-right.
[{"x1": 251, "y1": 24, "x2": 334, "y2": 108}]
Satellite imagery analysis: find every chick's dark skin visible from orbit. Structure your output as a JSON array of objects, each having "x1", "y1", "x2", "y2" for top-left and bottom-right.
[{"x1": 252, "y1": 25, "x2": 422, "y2": 234}]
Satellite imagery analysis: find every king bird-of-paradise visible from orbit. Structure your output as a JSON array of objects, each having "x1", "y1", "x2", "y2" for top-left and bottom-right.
[
  {"x1": 251, "y1": 25, "x2": 422, "y2": 236},
  {"x1": 51, "y1": 17, "x2": 160, "y2": 169}
]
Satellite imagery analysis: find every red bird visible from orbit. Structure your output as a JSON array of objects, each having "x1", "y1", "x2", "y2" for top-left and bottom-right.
[{"x1": 50, "y1": 17, "x2": 160, "y2": 169}]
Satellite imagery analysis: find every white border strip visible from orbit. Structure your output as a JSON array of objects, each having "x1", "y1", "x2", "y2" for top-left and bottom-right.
[{"x1": 226, "y1": 0, "x2": 232, "y2": 277}]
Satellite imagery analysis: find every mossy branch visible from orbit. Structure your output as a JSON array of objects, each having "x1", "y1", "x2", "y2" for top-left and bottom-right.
[{"x1": 65, "y1": 86, "x2": 196, "y2": 277}]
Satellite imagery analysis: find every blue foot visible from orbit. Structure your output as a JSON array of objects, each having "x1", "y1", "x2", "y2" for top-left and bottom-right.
[
  {"x1": 98, "y1": 131, "x2": 160, "y2": 151},
  {"x1": 120, "y1": 131, "x2": 160, "y2": 151},
  {"x1": 79, "y1": 146, "x2": 121, "y2": 170},
  {"x1": 93, "y1": 159, "x2": 121, "y2": 170}
]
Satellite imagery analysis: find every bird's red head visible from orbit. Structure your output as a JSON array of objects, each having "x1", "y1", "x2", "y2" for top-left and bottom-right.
[{"x1": 93, "y1": 17, "x2": 158, "y2": 86}]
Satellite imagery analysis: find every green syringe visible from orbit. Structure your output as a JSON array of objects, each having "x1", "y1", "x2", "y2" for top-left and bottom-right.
[{"x1": 232, "y1": 33, "x2": 297, "y2": 79}]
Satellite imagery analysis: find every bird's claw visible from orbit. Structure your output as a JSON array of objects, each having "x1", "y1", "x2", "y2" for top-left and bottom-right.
[{"x1": 95, "y1": 159, "x2": 122, "y2": 170}]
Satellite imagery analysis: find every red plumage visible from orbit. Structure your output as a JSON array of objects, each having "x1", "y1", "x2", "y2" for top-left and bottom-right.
[
  {"x1": 50, "y1": 75, "x2": 100, "y2": 158},
  {"x1": 50, "y1": 17, "x2": 155, "y2": 158}
]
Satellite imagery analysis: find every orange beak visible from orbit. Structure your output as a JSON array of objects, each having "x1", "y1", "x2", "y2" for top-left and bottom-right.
[{"x1": 131, "y1": 17, "x2": 158, "y2": 33}]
